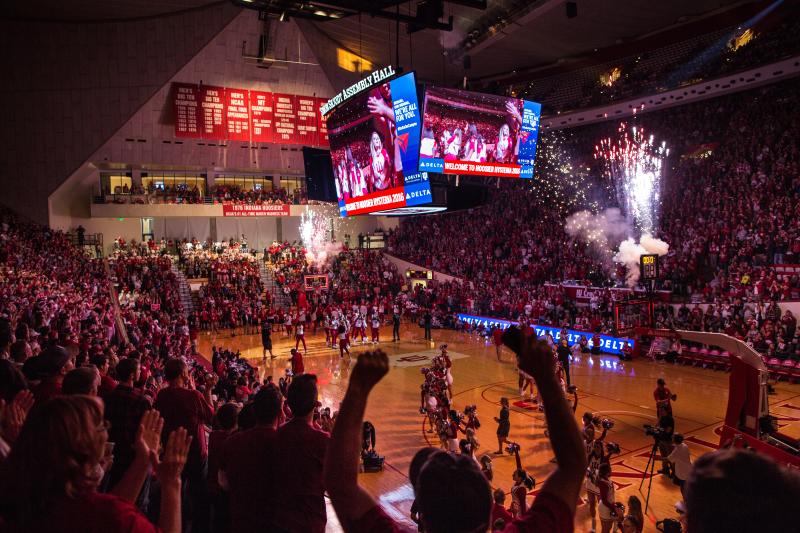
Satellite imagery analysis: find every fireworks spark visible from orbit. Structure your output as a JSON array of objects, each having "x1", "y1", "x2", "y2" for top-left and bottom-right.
[
  {"x1": 594, "y1": 123, "x2": 669, "y2": 235},
  {"x1": 300, "y1": 207, "x2": 342, "y2": 269}
]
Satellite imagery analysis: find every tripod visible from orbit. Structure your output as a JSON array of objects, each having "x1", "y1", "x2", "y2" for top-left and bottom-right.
[{"x1": 638, "y1": 440, "x2": 660, "y2": 513}]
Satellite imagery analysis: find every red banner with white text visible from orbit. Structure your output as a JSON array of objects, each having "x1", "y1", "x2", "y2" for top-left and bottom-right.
[
  {"x1": 225, "y1": 88, "x2": 251, "y2": 141},
  {"x1": 171, "y1": 83, "x2": 329, "y2": 147},
  {"x1": 199, "y1": 86, "x2": 226, "y2": 139},
  {"x1": 173, "y1": 83, "x2": 201, "y2": 138},
  {"x1": 222, "y1": 204, "x2": 291, "y2": 217}
]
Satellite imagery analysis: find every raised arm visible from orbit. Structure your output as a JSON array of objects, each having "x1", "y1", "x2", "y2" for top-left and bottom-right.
[
  {"x1": 510, "y1": 329, "x2": 587, "y2": 515},
  {"x1": 325, "y1": 350, "x2": 389, "y2": 530}
]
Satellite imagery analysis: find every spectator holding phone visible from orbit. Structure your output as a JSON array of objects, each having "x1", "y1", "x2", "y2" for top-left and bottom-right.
[{"x1": 324, "y1": 325, "x2": 586, "y2": 532}]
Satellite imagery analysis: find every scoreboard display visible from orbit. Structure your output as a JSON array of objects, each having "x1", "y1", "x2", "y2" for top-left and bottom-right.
[{"x1": 640, "y1": 254, "x2": 660, "y2": 281}]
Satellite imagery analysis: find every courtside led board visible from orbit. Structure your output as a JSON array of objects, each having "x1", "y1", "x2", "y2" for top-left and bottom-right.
[
  {"x1": 323, "y1": 69, "x2": 431, "y2": 216},
  {"x1": 418, "y1": 86, "x2": 541, "y2": 178}
]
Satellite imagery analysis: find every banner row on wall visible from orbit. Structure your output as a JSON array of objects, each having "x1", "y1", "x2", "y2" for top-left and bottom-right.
[{"x1": 173, "y1": 83, "x2": 329, "y2": 147}]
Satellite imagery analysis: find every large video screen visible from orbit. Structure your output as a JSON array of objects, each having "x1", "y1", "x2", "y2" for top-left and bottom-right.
[
  {"x1": 325, "y1": 72, "x2": 431, "y2": 216},
  {"x1": 418, "y1": 87, "x2": 541, "y2": 178}
]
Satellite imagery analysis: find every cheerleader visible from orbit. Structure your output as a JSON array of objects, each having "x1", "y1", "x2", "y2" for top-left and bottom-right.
[
  {"x1": 597, "y1": 463, "x2": 622, "y2": 533},
  {"x1": 345, "y1": 147, "x2": 368, "y2": 198},
  {"x1": 518, "y1": 368, "x2": 536, "y2": 402},
  {"x1": 510, "y1": 469, "x2": 534, "y2": 518},
  {"x1": 295, "y1": 322, "x2": 306, "y2": 352},
  {"x1": 370, "y1": 313, "x2": 381, "y2": 344},
  {"x1": 586, "y1": 438, "x2": 617, "y2": 532},
  {"x1": 420, "y1": 126, "x2": 437, "y2": 158},
  {"x1": 464, "y1": 124, "x2": 481, "y2": 162},
  {"x1": 445, "y1": 410, "x2": 462, "y2": 452},
  {"x1": 494, "y1": 123, "x2": 513, "y2": 162},
  {"x1": 284, "y1": 312, "x2": 293, "y2": 338},
  {"x1": 354, "y1": 313, "x2": 367, "y2": 344},
  {"x1": 444, "y1": 128, "x2": 463, "y2": 161},
  {"x1": 369, "y1": 131, "x2": 392, "y2": 192},
  {"x1": 439, "y1": 345, "x2": 453, "y2": 399}
]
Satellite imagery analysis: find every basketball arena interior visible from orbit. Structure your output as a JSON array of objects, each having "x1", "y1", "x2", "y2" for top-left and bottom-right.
[{"x1": 1, "y1": 1, "x2": 800, "y2": 532}]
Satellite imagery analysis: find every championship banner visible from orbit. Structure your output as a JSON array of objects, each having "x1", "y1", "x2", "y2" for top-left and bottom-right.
[
  {"x1": 273, "y1": 94, "x2": 298, "y2": 144},
  {"x1": 199, "y1": 85, "x2": 226, "y2": 139},
  {"x1": 225, "y1": 88, "x2": 251, "y2": 142},
  {"x1": 296, "y1": 96, "x2": 319, "y2": 147},
  {"x1": 454, "y1": 313, "x2": 635, "y2": 356},
  {"x1": 170, "y1": 83, "x2": 330, "y2": 147},
  {"x1": 173, "y1": 83, "x2": 201, "y2": 138},
  {"x1": 222, "y1": 205, "x2": 290, "y2": 217},
  {"x1": 249, "y1": 90, "x2": 274, "y2": 144}
]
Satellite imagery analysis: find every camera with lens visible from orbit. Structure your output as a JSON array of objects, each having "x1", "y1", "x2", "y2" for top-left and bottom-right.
[
  {"x1": 644, "y1": 424, "x2": 668, "y2": 440},
  {"x1": 506, "y1": 442, "x2": 521, "y2": 454}
]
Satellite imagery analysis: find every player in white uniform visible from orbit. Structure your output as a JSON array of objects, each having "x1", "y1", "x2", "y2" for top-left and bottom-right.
[{"x1": 370, "y1": 314, "x2": 381, "y2": 344}]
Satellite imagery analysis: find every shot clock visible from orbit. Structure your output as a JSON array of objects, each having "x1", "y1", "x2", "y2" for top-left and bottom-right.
[{"x1": 640, "y1": 254, "x2": 660, "y2": 281}]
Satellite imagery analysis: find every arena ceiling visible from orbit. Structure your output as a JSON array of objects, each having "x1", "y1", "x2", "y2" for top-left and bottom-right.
[
  {"x1": 2, "y1": 0, "x2": 762, "y2": 82},
  {"x1": 312, "y1": 0, "x2": 754, "y2": 83}
]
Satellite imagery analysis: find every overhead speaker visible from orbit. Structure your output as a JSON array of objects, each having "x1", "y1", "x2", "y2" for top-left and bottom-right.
[{"x1": 566, "y1": 2, "x2": 577, "y2": 18}]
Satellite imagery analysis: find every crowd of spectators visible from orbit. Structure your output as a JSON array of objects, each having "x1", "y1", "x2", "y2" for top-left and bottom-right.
[
  {"x1": 98, "y1": 183, "x2": 307, "y2": 206},
  {"x1": 210, "y1": 185, "x2": 306, "y2": 206},
  {"x1": 389, "y1": 78, "x2": 800, "y2": 328},
  {"x1": 267, "y1": 241, "x2": 403, "y2": 315},
  {"x1": 182, "y1": 248, "x2": 268, "y2": 333}
]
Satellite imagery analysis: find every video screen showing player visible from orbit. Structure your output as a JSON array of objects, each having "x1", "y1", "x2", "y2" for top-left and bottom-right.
[
  {"x1": 328, "y1": 83, "x2": 403, "y2": 204},
  {"x1": 418, "y1": 86, "x2": 541, "y2": 178}
]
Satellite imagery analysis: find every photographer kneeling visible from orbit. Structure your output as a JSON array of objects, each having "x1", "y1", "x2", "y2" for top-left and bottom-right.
[{"x1": 325, "y1": 327, "x2": 587, "y2": 533}]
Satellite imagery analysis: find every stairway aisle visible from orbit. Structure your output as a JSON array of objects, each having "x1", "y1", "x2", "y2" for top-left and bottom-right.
[
  {"x1": 259, "y1": 259, "x2": 291, "y2": 309},
  {"x1": 171, "y1": 264, "x2": 194, "y2": 318}
]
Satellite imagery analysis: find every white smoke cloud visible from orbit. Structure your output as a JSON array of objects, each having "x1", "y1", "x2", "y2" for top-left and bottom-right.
[
  {"x1": 565, "y1": 208, "x2": 632, "y2": 268},
  {"x1": 613, "y1": 234, "x2": 670, "y2": 287},
  {"x1": 565, "y1": 208, "x2": 669, "y2": 287}
]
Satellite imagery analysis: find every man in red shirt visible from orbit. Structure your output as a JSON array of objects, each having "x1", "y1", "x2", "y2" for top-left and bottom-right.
[
  {"x1": 289, "y1": 348, "x2": 305, "y2": 375},
  {"x1": 219, "y1": 385, "x2": 283, "y2": 531},
  {"x1": 491, "y1": 488, "x2": 514, "y2": 526},
  {"x1": 273, "y1": 374, "x2": 330, "y2": 532},
  {"x1": 155, "y1": 358, "x2": 215, "y2": 533},
  {"x1": 325, "y1": 330, "x2": 587, "y2": 533},
  {"x1": 653, "y1": 378, "x2": 676, "y2": 418}
]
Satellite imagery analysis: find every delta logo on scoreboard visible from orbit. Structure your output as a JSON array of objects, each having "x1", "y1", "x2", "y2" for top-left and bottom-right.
[{"x1": 454, "y1": 313, "x2": 634, "y2": 355}]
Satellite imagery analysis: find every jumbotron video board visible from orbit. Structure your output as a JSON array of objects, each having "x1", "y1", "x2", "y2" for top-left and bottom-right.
[
  {"x1": 418, "y1": 86, "x2": 542, "y2": 178},
  {"x1": 322, "y1": 67, "x2": 432, "y2": 216}
]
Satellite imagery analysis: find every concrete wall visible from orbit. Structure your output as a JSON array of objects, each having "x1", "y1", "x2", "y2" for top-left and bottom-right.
[
  {"x1": 47, "y1": 9, "x2": 337, "y2": 236},
  {"x1": 0, "y1": 3, "x2": 244, "y2": 223}
]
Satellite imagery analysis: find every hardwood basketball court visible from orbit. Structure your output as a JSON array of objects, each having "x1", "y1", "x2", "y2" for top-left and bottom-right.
[{"x1": 198, "y1": 323, "x2": 800, "y2": 532}]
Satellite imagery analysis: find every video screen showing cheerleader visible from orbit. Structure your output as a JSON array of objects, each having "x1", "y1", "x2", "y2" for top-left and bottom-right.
[
  {"x1": 418, "y1": 86, "x2": 541, "y2": 178},
  {"x1": 326, "y1": 85, "x2": 401, "y2": 207}
]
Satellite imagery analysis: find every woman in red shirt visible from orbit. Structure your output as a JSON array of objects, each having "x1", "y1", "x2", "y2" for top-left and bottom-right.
[{"x1": 0, "y1": 395, "x2": 190, "y2": 533}]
